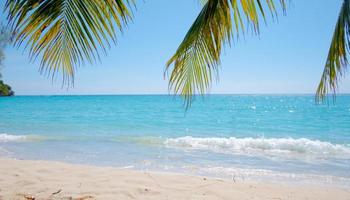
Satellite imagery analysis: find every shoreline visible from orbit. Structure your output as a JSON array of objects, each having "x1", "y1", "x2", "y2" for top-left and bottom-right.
[{"x1": 0, "y1": 158, "x2": 349, "y2": 200}]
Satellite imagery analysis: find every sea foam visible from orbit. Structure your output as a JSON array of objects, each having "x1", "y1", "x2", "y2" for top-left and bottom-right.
[
  {"x1": 164, "y1": 136, "x2": 350, "y2": 159},
  {"x1": 0, "y1": 134, "x2": 27, "y2": 142}
]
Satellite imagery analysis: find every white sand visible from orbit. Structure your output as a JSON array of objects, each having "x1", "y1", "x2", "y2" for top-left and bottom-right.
[{"x1": 0, "y1": 158, "x2": 349, "y2": 200}]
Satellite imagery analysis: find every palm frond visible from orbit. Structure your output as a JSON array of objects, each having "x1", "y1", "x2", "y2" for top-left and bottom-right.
[
  {"x1": 166, "y1": 0, "x2": 286, "y2": 107},
  {"x1": 316, "y1": 0, "x2": 350, "y2": 102},
  {"x1": 0, "y1": 24, "x2": 11, "y2": 67},
  {"x1": 5, "y1": 0, "x2": 134, "y2": 85}
]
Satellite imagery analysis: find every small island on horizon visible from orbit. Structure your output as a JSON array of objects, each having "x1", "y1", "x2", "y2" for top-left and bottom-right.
[{"x1": 0, "y1": 79, "x2": 14, "y2": 97}]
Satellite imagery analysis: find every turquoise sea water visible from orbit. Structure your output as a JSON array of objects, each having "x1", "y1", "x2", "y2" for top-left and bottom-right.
[{"x1": 1, "y1": 95, "x2": 350, "y2": 185}]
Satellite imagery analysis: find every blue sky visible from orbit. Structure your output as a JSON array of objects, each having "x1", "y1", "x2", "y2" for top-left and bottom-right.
[{"x1": 1, "y1": 0, "x2": 349, "y2": 95}]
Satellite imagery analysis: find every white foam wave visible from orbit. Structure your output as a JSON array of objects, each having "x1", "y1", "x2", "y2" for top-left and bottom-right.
[
  {"x1": 164, "y1": 136, "x2": 350, "y2": 159},
  {"x1": 0, "y1": 134, "x2": 27, "y2": 142}
]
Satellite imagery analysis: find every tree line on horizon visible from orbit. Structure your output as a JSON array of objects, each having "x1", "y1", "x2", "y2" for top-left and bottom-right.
[{"x1": 2, "y1": 0, "x2": 350, "y2": 103}]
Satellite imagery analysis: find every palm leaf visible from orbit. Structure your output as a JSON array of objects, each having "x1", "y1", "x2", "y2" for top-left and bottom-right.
[
  {"x1": 0, "y1": 24, "x2": 11, "y2": 67},
  {"x1": 166, "y1": 0, "x2": 286, "y2": 107},
  {"x1": 316, "y1": 0, "x2": 350, "y2": 102},
  {"x1": 5, "y1": 0, "x2": 134, "y2": 84}
]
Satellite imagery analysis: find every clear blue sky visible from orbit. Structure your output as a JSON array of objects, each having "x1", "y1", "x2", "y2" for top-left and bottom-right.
[{"x1": 0, "y1": 0, "x2": 349, "y2": 95}]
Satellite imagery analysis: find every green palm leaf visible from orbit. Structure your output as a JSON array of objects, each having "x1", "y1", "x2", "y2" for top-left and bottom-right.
[
  {"x1": 316, "y1": 0, "x2": 350, "y2": 102},
  {"x1": 6, "y1": 0, "x2": 134, "y2": 84},
  {"x1": 166, "y1": 0, "x2": 286, "y2": 107},
  {"x1": 0, "y1": 24, "x2": 11, "y2": 67}
]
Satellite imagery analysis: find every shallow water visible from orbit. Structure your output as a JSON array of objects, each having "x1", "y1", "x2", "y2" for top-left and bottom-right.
[{"x1": 1, "y1": 95, "x2": 349, "y2": 185}]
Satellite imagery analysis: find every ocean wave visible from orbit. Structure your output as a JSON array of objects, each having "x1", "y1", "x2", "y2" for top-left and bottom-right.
[
  {"x1": 0, "y1": 133, "x2": 113, "y2": 143},
  {"x1": 164, "y1": 136, "x2": 350, "y2": 159},
  {"x1": 0, "y1": 134, "x2": 28, "y2": 142}
]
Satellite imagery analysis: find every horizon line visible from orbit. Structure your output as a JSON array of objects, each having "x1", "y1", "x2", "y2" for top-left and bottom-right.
[{"x1": 10, "y1": 93, "x2": 350, "y2": 97}]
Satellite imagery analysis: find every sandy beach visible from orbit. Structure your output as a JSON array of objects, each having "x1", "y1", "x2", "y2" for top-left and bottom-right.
[{"x1": 0, "y1": 158, "x2": 348, "y2": 200}]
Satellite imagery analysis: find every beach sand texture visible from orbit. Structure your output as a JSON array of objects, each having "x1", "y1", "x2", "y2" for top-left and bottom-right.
[{"x1": 0, "y1": 159, "x2": 349, "y2": 200}]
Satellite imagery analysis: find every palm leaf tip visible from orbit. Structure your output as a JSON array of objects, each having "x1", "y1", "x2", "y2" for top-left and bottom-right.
[
  {"x1": 166, "y1": 0, "x2": 286, "y2": 107},
  {"x1": 316, "y1": 0, "x2": 350, "y2": 102},
  {"x1": 5, "y1": 0, "x2": 134, "y2": 85}
]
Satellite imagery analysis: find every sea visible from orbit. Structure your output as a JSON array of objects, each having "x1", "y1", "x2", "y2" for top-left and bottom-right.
[{"x1": 0, "y1": 95, "x2": 349, "y2": 186}]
